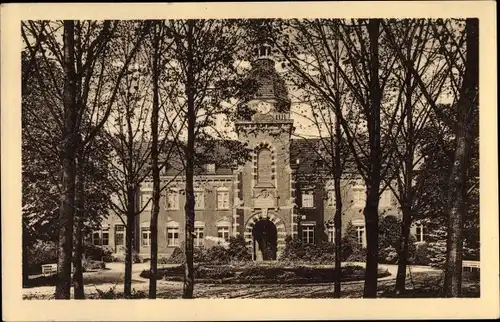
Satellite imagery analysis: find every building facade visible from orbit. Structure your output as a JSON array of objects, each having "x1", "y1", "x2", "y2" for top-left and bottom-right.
[{"x1": 94, "y1": 43, "x2": 424, "y2": 261}]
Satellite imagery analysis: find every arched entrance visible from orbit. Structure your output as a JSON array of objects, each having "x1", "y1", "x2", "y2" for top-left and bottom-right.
[
  {"x1": 245, "y1": 211, "x2": 286, "y2": 260},
  {"x1": 252, "y1": 220, "x2": 277, "y2": 261}
]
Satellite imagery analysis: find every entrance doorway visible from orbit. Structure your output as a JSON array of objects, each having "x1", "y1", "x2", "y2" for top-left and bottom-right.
[{"x1": 252, "y1": 219, "x2": 277, "y2": 261}]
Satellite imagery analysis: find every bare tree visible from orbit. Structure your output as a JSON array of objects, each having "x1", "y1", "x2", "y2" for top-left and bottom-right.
[
  {"x1": 267, "y1": 18, "x2": 404, "y2": 298},
  {"x1": 383, "y1": 18, "x2": 478, "y2": 297},
  {"x1": 103, "y1": 27, "x2": 183, "y2": 296},
  {"x1": 376, "y1": 19, "x2": 451, "y2": 294},
  {"x1": 163, "y1": 19, "x2": 248, "y2": 298},
  {"x1": 22, "y1": 20, "x2": 149, "y2": 298}
]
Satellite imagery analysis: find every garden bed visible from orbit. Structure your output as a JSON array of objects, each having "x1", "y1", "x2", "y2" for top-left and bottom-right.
[{"x1": 140, "y1": 263, "x2": 390, "y2": 284}]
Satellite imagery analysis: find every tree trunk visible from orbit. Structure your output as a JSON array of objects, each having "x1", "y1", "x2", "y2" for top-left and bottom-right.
[
  {"x1": 333, "y1": 200, "x2": 342, "y2": 298},
  {"x1": 395, "y1": 207, "x2": 412, "y2": 294},
  {"x1": 124, "y1": 187, "x2": 136, "y2": 298},
  {"x1": 183, "y1": 20, "x2": 196, "y2": 299},
  {"x1": 395, "y1": 47, "x2": 415, "y2": 295},
  {"x1": 363, "y1": 202, "x2": 380, "y2": 298},
  {"x1": 363, "y1": 19, "x2": 382, "y2": 299},
  {"x1": 333, "y1": 90, "x2": 343, "y2": 298},
  {"x1": 443, "y1": 18, "x2": 478, "y2": 298},
  {"x1": 149, "y1": 21, "x2": 161, "y2": 299},
  {"x1": 55, "y1": 20, "x2": 78, "y2": 300},
  {"x1": 73, "y1": 167, "x2": 85, "y2": 299}
]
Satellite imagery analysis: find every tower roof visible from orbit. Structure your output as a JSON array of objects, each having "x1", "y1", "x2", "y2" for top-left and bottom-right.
[{"x1": 241, "y1": 45, "x2": 291, "y2": 113}]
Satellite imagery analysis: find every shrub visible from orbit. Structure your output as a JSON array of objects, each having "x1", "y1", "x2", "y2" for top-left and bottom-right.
[
  {"x1": 133, "y1": 250, "x2": 144, "y2": 263},
  {"x1": 158, "y1": 257, "x2": 170, "y2": 264},
  {"x1": 227, "y1": 235, "x2": 252, "y2": 262},
  {"x1": 94, "y1": 286, "x2": 118, "y2": 299},
  {"x1": 205, "y1": 245, "x2": 230, "y2": 264},
  {"x1": 280, "y1": 236, "x2": 335, "y2": 264},
  {"x1": 411, "y1": 242, "x2": 431, "y2": 266},
  {"x1": 82, "y1": 259, "x2": 106, "y2": 271},
  {"x1": 341, "y1": 222, "x2": 365, "y2": 261},
  {"x1": 379, "y1": 245, "x2": 399, "y2": 264},
  {"x1": 346, "y1": 246, "x2": 367, "y2": 262},
  {"x1": 165, "y1": 246, "x2": 185, "y2": 264},
  {"x1": 280, "y1": 236, "x2": 306, "y2": 261},
  {"x1": 84, "y1": 243, "x2": 114, "y2": 262},
  {"x1": 376, "y1": 217, "x2": 418, "y2": 264},
  {"x1": 25, "y1": 241, "x2": 58, "y2": 275}
]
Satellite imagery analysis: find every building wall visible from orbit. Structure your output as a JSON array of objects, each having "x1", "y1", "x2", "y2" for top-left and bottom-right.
[
  {"x1": 98, "y1": 172, "x2": 422, "y2": 258},
  {"x1": 136, "y1": 177, "x2": 234, "y2": 259},
  {"x1": 236, "y1": 121, "x2": 294, "y2": 257}
]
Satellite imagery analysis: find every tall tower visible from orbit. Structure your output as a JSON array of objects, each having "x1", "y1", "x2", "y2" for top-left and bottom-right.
[{"x1": 234, "y1": 41, "x2": 294, "y2": 260}]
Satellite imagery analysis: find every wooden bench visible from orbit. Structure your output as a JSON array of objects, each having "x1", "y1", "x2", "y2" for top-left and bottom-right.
[
  {"x1": 41, "y1": 263, "x2": 76, "y2": 275},
  {"x1": 462, "y1": 260, "x2": 480, "y2": 273},
  {"x1": 41, "y1": 263, "x2": 58, "y2": 276}
]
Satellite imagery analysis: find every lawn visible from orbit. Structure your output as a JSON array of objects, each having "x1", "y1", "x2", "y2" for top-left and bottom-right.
[
  {"x1": 22, "y1": 263, "x2": 479, "y2": 299},
  {"x1": 139, "y1": 262, "x2": 391, "y2": 284}
]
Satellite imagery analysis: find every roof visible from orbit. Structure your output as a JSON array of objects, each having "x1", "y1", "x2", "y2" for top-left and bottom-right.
[
  {"x1": 290, "y1": 138, "x2": 358, "y2": 179},
  {"x1": 238, "y1": 58, "x2": 291, "y2": 115}
]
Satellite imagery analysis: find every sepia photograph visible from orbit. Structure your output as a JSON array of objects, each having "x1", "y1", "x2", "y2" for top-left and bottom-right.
[{"x1": 1, "y1": 1, "x2": 498, "y2": 321}]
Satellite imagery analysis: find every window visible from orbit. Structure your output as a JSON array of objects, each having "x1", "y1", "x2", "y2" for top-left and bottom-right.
[
  {"x1": 415, "y1": 223, "x2": 426, "y2": 242},
  {"x1": 302, "y1": 225, "x2": 315, "y2": 244},
  {"x1": 92, "y1": 231, "x2": 101, "y2": 245},
  {"x1": 93, "y1": 227, "x2": 110, "y2": 246},
  {"x1": 379, "y1": 189, "x2": 392, "y2": 207},
  {"x1": 216, "y1": 220, "x2": 231, "y2": 242},
  {"x1": 102, "y1": 231, "x2": 109, "y2": 246},
  {"x1": 327, "y1": 190, "x2": 336, "y2": 207},
  {"x1": 217, "y1": 189, "x2": 229, "y2": 210},
  {"x1": 302, "y1": 192, "x2": 314, "y2": 208},
  {"x1": 194, "y1": 190, "x2": 205, "y2": 210},
  {"x1": 217, "y1": 227, "x2": 230, "y2": 242},
  {"x1": 327, "y1": 225, "x2": 335, "y2": 243},
  {"x1": 352, "y1": 186, "x2": 365, "y2": 207},
  {"x1": 194, "y1": 222, "x2": 205, "y2": 247},
  {"x1": 257, "y1": 147, "x2": 273, "y2": 185},
  {"x1": 114, "y1": 225, "x2": 126, "y2": 248},
  {"x1": 141, "y1": 191, "x2": 152, "y2": 210},
  {"x1": 356, "y1": 226, "x2": 365, "y2": 246},
  {"x1": 167, "y1": 189, "x2": 179, "y2": 210},
  {"x1": 166, "y1": 221, "x2": 180, "y2": 246},
  {"x1": 141, "y1": 222, "x2": 151, "y2": 246},
  {"x1": 260, "y1": 46, "x2": 271, "y2": 57}
]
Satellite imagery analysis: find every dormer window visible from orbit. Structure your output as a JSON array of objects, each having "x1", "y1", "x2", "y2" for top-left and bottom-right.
[
  {"x1": 255, "y1": 43, "x2": 273, "y2": 60},
  {"x1": 260, "y1": 45, "x2": 271, "y2": 57}
]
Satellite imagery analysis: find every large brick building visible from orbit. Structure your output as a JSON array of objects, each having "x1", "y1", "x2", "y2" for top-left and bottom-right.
[{"x1": 94, "y1": 43, "x2": 424, "y2": 261}]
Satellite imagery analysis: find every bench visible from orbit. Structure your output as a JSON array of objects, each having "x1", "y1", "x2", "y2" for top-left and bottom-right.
[
  {"x1": 41, "y1": 263, "x2": 76, "y2": 275},
  {"x1": 462, "y1": 260, "x2": 480, "y2": 273},
  {"x1": 41, "y1": 263, "x2": 58, "y2": 275}
]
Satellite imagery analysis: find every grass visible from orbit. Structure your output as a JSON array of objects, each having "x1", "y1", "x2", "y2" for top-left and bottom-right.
[
  {"x1": 139, "y1": 262, "x2": 390, "y2": 284},
  {"x1": 22, "y1": 263, "x2": 480, "y2": 299}
]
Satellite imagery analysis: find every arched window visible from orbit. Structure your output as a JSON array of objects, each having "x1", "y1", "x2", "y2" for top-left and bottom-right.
[{"x1": 257, "y1": 147, "x2": 272, "y2": 185}]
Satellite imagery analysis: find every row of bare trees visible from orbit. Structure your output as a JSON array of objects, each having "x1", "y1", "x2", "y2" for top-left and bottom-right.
[
  {"x1": 22, "y1": 18, "x2": 478, "y2": 299},
  {"x1": 22, "y1": 19, "x2": 251, "y2": 299},
  {"x1": 257, "y1": 18, "x2": 478, "y2": 297}
]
